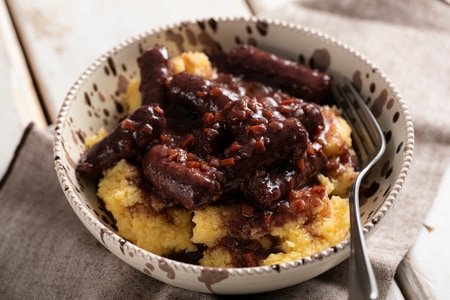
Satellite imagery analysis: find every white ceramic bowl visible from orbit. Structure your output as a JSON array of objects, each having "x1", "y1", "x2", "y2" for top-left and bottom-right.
[{"x1": 53, "y1": 16, "x2": 414, "y2": 294}]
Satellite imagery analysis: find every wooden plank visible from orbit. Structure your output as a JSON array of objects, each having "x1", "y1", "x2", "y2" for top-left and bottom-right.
[
  {"x1": 396, "y1": 162, "x2": 450, "y2": 299},
  {"x1": 247, "y1": 0, "x2": 291, "y2": 15},
  {"x1": 387, "y1": 281, "x2": 405, "y2": 300},
  {"x1": 0, "y1": 0, "x2": 46, "y2": 178},
  {"x1": 6, "y1": 0, "x2": 251, "y2": 123},
  {"x1": 396, "y1": 254, "x2": 434, "y2": 300}
]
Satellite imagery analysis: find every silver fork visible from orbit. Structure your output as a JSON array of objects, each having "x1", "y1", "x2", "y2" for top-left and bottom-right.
[{"x1": 333, "y1": 78, "x2": 386, "y2": 300}]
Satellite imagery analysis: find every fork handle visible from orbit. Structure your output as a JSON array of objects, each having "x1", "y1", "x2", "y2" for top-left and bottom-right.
[{"x1": 348, "y1": 185, "x2": 379, "y2": 300}]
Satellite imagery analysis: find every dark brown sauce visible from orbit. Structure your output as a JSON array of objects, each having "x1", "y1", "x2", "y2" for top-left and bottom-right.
[{"x1": 78, "y1": 46, "x2": 357, "y2": 267}]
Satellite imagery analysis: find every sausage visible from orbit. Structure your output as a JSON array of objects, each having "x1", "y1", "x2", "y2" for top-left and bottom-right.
[
  {"x1": 247, "y1": 142, "x2": 327, "y2": 208},
  {"x1": 76, "y1": 105, "x2": 166, "y2": 179},
  {"x1": 142, "y1": 144, "x2": 223, "y2": 210},
  {"x1": 276, "y1": 99, "x2": 324, "y2": 135},
  {"x1": 138, "y1": 47, "x2": 170, "y2": 106},
  {"x1": 219, "y1": 97, "x2": 309, "y2": 194},
  {"x1": 166, "y1": 72, "x2": 240, "y2": 157},
  {"x1": 167, "y1": 71, "x2": 238, "y2": 115},
  {"x1": 226, "y1": 45, "x2": 331, "y2": 103}
]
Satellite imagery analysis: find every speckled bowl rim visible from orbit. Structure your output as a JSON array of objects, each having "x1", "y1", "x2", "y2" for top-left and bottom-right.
[{"x1": 53, "y1": 16, "x2": 414, "y2": 277}]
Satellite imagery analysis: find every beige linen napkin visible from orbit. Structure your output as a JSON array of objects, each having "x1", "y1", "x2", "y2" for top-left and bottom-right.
[{"x1": 1, "y1": 1, "x2": 449, "y2": 299}]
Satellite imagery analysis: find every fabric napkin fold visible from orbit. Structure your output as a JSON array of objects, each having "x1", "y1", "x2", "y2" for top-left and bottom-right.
[{"x1": 1, "y1": 1, "x2": 449, "y2": 299}]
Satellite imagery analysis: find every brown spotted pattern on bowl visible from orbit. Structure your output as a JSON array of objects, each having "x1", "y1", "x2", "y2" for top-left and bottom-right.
[{"x1": 53, "y1": 16, "x2": 414, "y2": 294}]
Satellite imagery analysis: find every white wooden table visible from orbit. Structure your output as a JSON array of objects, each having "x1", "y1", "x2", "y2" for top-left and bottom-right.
[{"x1": 1, "y1": 1, "x2": 448, "y2": 298}]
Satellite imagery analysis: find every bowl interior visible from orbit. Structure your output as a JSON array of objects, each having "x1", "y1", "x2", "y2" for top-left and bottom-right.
[{"x1": 54, "y1": 17, "x2": 413, "y2": 294}]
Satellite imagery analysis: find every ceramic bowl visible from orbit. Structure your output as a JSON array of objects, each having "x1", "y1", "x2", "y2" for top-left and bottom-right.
[{"x1": 53, "y1": 16, "x2": 414, "y2": 294}]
